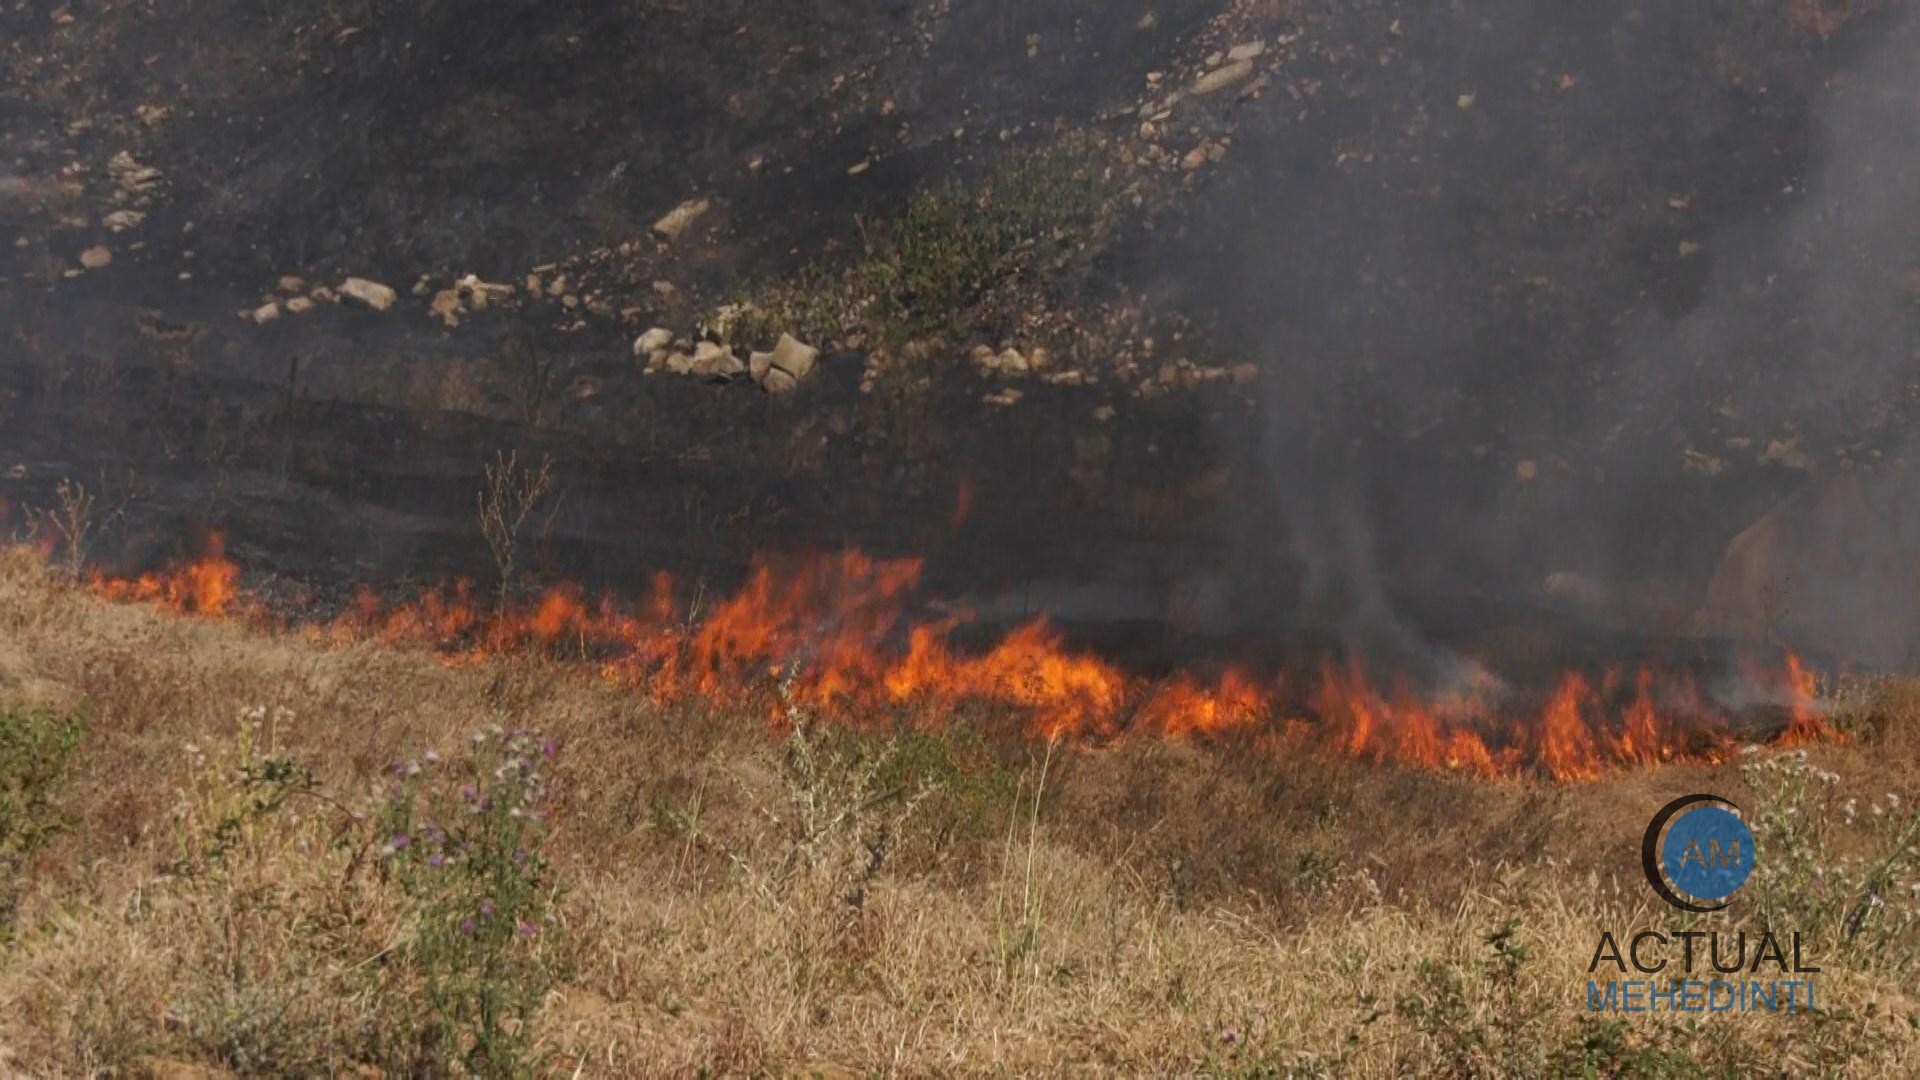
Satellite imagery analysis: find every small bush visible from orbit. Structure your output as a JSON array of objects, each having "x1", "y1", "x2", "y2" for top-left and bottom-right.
[
  {"x1": 1743, "y1": 747, "x2": 1920, "y2": 971},
  {"x1": 378, "y1": 724, "x2": 562, "y2": 1077},
  {"x1": 0, "y1": 705, "x2": 85, "y2": 932},
  {"x1": 722, "y1": 140, "x2": 1110, "y2": 356}
]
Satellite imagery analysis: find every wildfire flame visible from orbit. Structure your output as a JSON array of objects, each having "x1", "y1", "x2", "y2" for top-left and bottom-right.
[{"x1": 80, "y1": 539, "x2": 1836, "y2": 781}]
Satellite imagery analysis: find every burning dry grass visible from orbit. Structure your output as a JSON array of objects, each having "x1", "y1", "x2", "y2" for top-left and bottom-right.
[
  {"x1": 78, "y1": 537, "x2": 1833, "y2": 783},
  {"x1": 2, "y1": 547, "x2": 1920, "y2": 1074}
]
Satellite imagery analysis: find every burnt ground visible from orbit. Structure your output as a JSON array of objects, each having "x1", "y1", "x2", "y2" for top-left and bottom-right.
[{"x1": 2, "y1": 1, "x2": 1917, "y2": 680}]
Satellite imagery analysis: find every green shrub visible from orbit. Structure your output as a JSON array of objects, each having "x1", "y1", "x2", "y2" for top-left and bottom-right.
[
  {"x1": 378, "y1": 725, "x2": 561, "y2": 1077},
  {"x1": 0, "y1": 705, "x2": 85, "y2": 932}
]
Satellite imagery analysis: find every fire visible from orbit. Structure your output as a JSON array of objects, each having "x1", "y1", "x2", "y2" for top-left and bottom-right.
[
  {"x1": 76, "y1": 539, "x2": 1839, "y2": 780},
  {"x1": 88, "y1": 533, "x2": 242, "y2": 616}
]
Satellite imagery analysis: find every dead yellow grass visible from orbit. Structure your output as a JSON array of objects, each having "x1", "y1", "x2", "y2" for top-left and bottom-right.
[{"x1": 1, "y1": 547, "x2": 1918, "y2": 1075}]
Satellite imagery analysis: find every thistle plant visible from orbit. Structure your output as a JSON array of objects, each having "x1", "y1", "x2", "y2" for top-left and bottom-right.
[
  {"x1": 377, "y1": 725, "x2": 560, "y2": 1077},
  {"x1": 1742, "y1": 747, "x2": 1920, "y2": 971}
]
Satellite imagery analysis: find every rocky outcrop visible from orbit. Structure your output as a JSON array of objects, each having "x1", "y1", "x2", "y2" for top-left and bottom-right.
[{"x1": 1694, "y1": 463, "x2": 1920, "y2": 669}]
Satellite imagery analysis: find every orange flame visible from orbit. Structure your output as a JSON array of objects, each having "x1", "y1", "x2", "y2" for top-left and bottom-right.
[
  {"x1": 88, "y1": 534, "x2": 242, "y2": 616},
  {"x1": 79, "y1": 539, "x2": 1837, "y2": 780}
]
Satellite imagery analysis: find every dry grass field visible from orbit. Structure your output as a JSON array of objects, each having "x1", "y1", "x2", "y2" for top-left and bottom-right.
[{"x1": 1, "y1": 546, "x2": 1919, "y2": 1076}]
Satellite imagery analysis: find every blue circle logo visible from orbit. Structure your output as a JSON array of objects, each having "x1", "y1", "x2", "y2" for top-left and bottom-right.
[{"x1": 1642, "y1": 795, "x2": 1754, "y2": 912}]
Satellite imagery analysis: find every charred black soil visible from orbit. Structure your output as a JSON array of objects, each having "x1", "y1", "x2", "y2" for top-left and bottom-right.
[{"x1": 4, "y1": 0, "x2": 1917, "y2": 680}]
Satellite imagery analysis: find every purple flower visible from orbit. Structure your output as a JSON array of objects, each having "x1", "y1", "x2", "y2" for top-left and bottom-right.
[
  {"x1": 479, "y1": 899, "x2": 494, "y2": 917},
  {"x1": 517, "y1": 922, "x2": 539, "y2": 939},
  {"x1": 542, "y1": 738, "x2": 556, "y2": 758},
  {"x1": 428, "y1": 853, "x2": 446, "y2": 869},
  {"x1": 459, "y1": 918, "x2": 476, "y2": 935},
  {"x1": 389, "y1": 833, "x2": 411, "y2": 850}
]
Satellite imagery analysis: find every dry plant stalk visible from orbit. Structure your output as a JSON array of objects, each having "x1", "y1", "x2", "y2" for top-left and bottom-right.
[
  {"x1": 33, "y1": 479, "x2": 98, "y2": 580},
  {"x1": 476, "y1": 450, "x2": 554, "y2": 607}
]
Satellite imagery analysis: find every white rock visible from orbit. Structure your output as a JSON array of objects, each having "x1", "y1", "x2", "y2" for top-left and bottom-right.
[
  {"x1": 1191, "y1": 59, "x2": 1254, "y2": 96},
  {"x1": 664, "y1": 351, "x2": 696, "y2": 376},
  {"x1": 1227, "y1": 41, "x2": 1267, "y2": 62},
  {"x1": 457, "y1": 274, "x2": 515, "y2": 309},
  {"x1": 103, "y1": 209, "x2": 145, "y2": 232},
  {"x1": 285, "y1": 297, "x2": 315, "y2": 315},
  {"x1": 79, "y1": 245, "x2": 112, "y2": 269},
  {"x1": 994, "y1": 348, "x2": 1029, "y2": 374},
  {"x1": 768, "y1": 333, "x2": 820, "y2": 381},
  {"x1": 107, "y1": 151, "x2": 162, "y2": 194},
  {"x1": 277, "y1": 274, "x2": 306, "y2": 293},
  {"x1": 430, "y1": 289, "x2": 463, "y2": 327},
  {"x1": 634, "y1": 327, "x2": 673, "y2": 358},
  {"x1": 651, "y1": 198, "x2": 711, "y2": 242},
  {"x1": 691, "y1": 341, "x2": 746, "y2": 379},
  {"x1": 251, "y1": 302, "x2": 281, "y2": 324},
  {"x1": 763, "y1": 368, "x2": 799, "y2": 395},
  {"x1": 340, "y1": 276, "x2": 398, "y2": 311}
]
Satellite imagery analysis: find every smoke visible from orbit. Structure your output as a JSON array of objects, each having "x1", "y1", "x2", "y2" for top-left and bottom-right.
[{"x1": 1186, "y1": 6, "x2": 1920, "y2": 676}]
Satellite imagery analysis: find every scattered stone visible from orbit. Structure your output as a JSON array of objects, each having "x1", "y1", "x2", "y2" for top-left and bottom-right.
[
  {"x1": 284, "y1": 296, "x2": 315, "y2": 315},
  {"x1": 310, "y1": 286, "x2": 339, "y2": 304},
  {"x1": 430, "y1": 289, "x2": 462, "y2": 327},
  {"x1": 847, "y1": 159, "x2": 873, "y2": 176},
  {"x1": 457, "y1": 274, "x2": 514, "y2": 309},
  {"x1": 763, "y1": 368, "x2": 800, "y2": 395},
  {"x1": 1093, "y1": 405, "x2": 1116, "y2": 422},
  {"x1": 250, "y1": 301, "x2": 280, "y2": 325},
  {"x1": 1759, "y1": 438, "x2": 1810, "y2": 470},
  {"x1": 691, "y1": 341, "x2": 746, "y2": 380},
  {"x1": 1230, "y1": 362, "x2": 1259, "y2": 385},
  {"x1": 634, "y1": 327, "x2": 674, "y2": 359},
  {"x1": 767, "y1": 333, "x2": 820, "y2": 381},
  {"x1": 1515, "y1": 459, "x2": 1538, "y2": 481},
  {"x1": 1682, "y1": 448, "x2": 1726, "y2": 477},
  {"x1": 664, "y1": 351, "x2": 695, "y2": 376},
  {"x1": 107, "y1": 151, "x2": 163, "y2": 196},
  {"x1": 1045, "y1": 369, "x2": 1086, "y2": 386},
  {"x1": 1456, "y1": 91, "x2": 1476, "y2": 110},
  {"x1": 1227, "y1": 41, "x2": 1267, "y2": 62},
  {"x1": 1678, "y1": 239, "x2": 1702, "y2": 257},
  {"x1": 277, "y1": 275, "x2": 305, "y2": 293},
  {"x1": 103, "y1": 209, "x2": 145, "y2": 232},
  {"x1": 78, "y1": 245, "x2": 112, "y2": 269},
  {"x1": 1191, "y1": 59, "x2": 1254, "y2": 96},
  {"x1": 651, "y1": 198, "x2": 711, "y2": 242},
  {"x1": 984, "y1": 387, "x2": 1024, "y2": 407},
  {"x1": 339, "y1": 276, "x2": 397, "y2": 311}
]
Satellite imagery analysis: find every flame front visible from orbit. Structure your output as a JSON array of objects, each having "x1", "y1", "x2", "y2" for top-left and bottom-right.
[{"x1": 84, "y1": 540, "x2": 1835, "y2": 780}]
